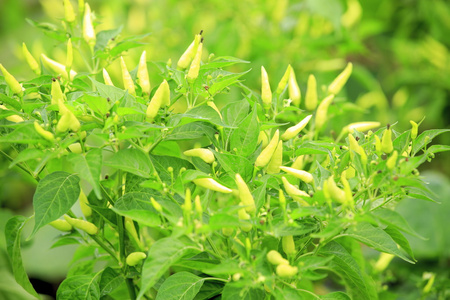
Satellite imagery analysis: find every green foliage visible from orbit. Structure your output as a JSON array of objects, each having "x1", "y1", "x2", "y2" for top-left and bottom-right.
[{"x1": 1, "y1": 1, "x2": 449, "y2": 299}]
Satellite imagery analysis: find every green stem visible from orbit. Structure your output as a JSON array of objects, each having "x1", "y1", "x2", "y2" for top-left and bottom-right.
[{"x1": 91, "y1": 234, "x2": 119, "y2": 263}]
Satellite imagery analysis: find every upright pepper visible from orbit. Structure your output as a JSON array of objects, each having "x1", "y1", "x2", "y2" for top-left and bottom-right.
[
  {"x1": 102, "y1": 68, "x2": 114, "y2": 86},
  {"x1": 386, "y1": 150, "x2": 398, "y2": 170},
  {"x1": 51, "y1": 78, "x2": 64, "y2": 106},
  {"x1": 348, "y1": 134, "x2": 367, "y2": 165},
  {"x1": 261, "y1": 66, "x2": 272, "y2": 111},
  {"x1": 276, "y1": 65, "x2": 291, "y2": 94},
  {"x1": 266, "y1": 141, "x2": 283, "y2": 174},
  {"x1": 340, "y1": 176, "x2": 354, "y2": 209},
  {"x1": 177, "y1": 32, "x2": 202, "y2": 70},
  {"x1": 305, "y1": 74, "x2": 318, "y2": 111},
  {"x1": 22, "y1": 43, "x2": 41, "y2": 75},
  {"x1": 41, "y1": 54, "x2": 77, "y2": 80},
  {"x1": 120, "y1": 57, "x2": 136, "y2": 95},
  {"x1": 138, "y1": 50, "x2": 151, "y2": 95},
  {"x1": 258, "y1": 131, "x2": 269, "y2": 149},
  {"x1": 288, "y1": 69, "x2": 301, "y2": 106},
  {"x1": 63, "y1": 0, "x2": 76, "y2": 23},
  {"x1": 255, "y1": 130, "x2": 279, "y2": 168},
  {"x1": 186, "y1": 39, "x2": 203, "y2": 83},
  {"x1": 281, "y1": 114, "x2": 312, "y2": 141},
  {"x1": 0, "y1": 64, "x2": 23, "y2": 96},
  {"x1": 280, "y1": 166, "x2": 313, "y2": 184},
  {"x1": 238, "y1": 206, "x2": 252, "y2": 232},
  {"x1": 82, "y1": 3, "x2": 96, "y2": 47},
  {"x1": 183, "y1": 148, "x2": 215, "y2": 164},
  {"x1": 410, "y1": 120, "x2": 418, "y2": 140},
  {"x1": 57, "y1": 105, "x2": 80, "y2": 133},
  {"x1": 291, "y1": 155, "x2": 305, "y2": 170},
  {"x1": 146, "y1": 80, "x2": 169, "y2": 121},
  {"x1": 282, "y1": 235, "x2": 296, "y2": 255},
  {"x1": 34, "y1": 121, "x2": 55, "y2": 142},
  {"x1": 235, "y1": 174, "x2": 256, "y2": 214},
  {"x1": 381, "y1": 125, "x2": 394, "y2": 153},
  {"x1": 79, "y1": 190, "x2": 92, "y2": 218},
  {"x1": 66, "y1": 38, "x2": 73, "y2": 71},
  {"x1": 315, "y1": 94, "x2": 335, "y2": 131},
  {"x1": 328, "y1": 62, "x2": 353, "y2": 95},
  {"x1": 374, "y1": 135, "x2": 382, "y2": 152}
]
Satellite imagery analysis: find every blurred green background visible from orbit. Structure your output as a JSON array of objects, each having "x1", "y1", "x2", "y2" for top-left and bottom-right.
[{"x1": 0, "y1": 0, "x2": 449, "y2": 299}]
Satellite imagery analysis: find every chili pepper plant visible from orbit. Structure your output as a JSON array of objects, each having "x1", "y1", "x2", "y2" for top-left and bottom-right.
[{"x1": 1, "y1": 2, "x2": 449, "y2": 299}]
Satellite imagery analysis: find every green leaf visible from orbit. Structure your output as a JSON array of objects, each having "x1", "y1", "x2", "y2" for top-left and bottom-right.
[
  {"x1": 207, "y1": 214, "x2": 241, "y2": 230},
  {"x1": 201, "y1": 56, "x2": 249, "y2": 70},
  {"x1": 91, "y1": 78, "x2": 128, "y2": 102},
  {"x1": 56, "y1": 273, "x2": 101, "y2": 300},
  {"x1": 319, "y1": 241, "x2": 377, "y2": 300},
  {"x1": 31, "y1": 172, "x2": 80, "y2": 237},
  {"x1": 9, "y1": 148, "x2": 44, "y2": 168},
  {"x1": 208, "y1": 69, "x2": 251, "y2": 96},
  {"x1": 113, "y1": 192, "x2": 161, "y2": 227},
  {"x1": 0, "y1": 122, "x2": 45, "y2": 144},
  {"x1": 175, "y1": 105, "x2": 227, "y2": 127},
  {"x1": 371, "y1": 208, "x2": 424, "y2": 239},
  {"x1": 150, "y1": 155, "x2": 194, "y2": 183},
  {"x1": 229, "y1": 104, "x2": 259, "y2": 157},
  {"x1": 83, "y1": 94, "x2": 111, "y2": 117},
  {"x1": 0, "y1": 93, "x2": 22, "y2": 110},
  {"x1": 99, "y1": 267, "x2": 124, "y2": 297},
  {"x1": 222, "y1": 282, "x2": 265, "y2": 300},
  {"x1": 384, "y1": 226, "x2": 416, "y2": 262},
  {"x1": 426, "y1": 144, "x2": 450, "y2": 154},
  {"x1": 194, "y1": 280, "x2": 224, "y2": 300},
  {"x1": 68, "y1": 149, "x2": 103, "y2": 199},
  {"x1": 343, "y1": 222, "x2": 414, "y2": 263},
  {"x1": 412, "y1": 129, "x2": 450, "y2": 155},
  {"x1": 104, "y1": 148, "x2": 153, "y2": 178},
  {"x1": 94, "y1": 26, "x2": 123, "y2": 52},
  {"x1": 212, "y1": 151, "x2": 253, "y2": 181},
  {"x1": 320, "y1": 292, "x2": 351, "y2": 300},
  {"x1": 156, "y1": 272, "x2": 205, "y2": 300},
  {"x1": 137, "y1": 237, "x2": 200, "y2": 300},
  {"x1": 5, "y1": 216, "x2": 40, "y2": 298},
  {"x1": 166, "y1": 122, "x2": 216, "y2": 141}
]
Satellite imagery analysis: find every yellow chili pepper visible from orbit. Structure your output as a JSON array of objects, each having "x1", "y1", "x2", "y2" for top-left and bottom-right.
[
  {"x1": 266, "y1": 141, "x2": 283, "y2": 174},
  {"x1": 126, "y1": 252, "x2": 147, "y2": 267},
  {"x1": 410, "y1": 120, "x2": 418, "y2": 140},
  {"x1": 51, "y1": 78, "x2": 64, "y2": 106},
  {"x1": 281, "y1": 114, "x2": 312, "y2": 141},
  {"x1": 280, "y1": 166, "x2": 313, "y2": 184},
  {"x1": 381, "y1": 125, "x2": 394, "y2": 153},
  {"x1": 291, "y1": 155, "x2": 305, "y2": 170},
  {"x1": 146, "y1": 80, "x2": 169, "y2": 121},
  {"x1": 267, "y1": 250, "x2": 289, "y2": 265},
  {"x1": 348, "y1": 134, "x2": 367, "y2": 165},
  {"x1": 346, "y1": 121, "x2": 381, "y2": 134},
  {"x1": 328, "y1": 62, "x2": 353, "y2": 95},
  {"x1": 206, "y1": 101, "x2": 222, "y2": 119},
  {"x1": 340, "y1": 176, "x2": 354, "y2": 209},
  {"x1": 276, "y1": 264, "x2": 298, "y2": 278},
  {"x1": 34, "y1": 121, "x2": 55, "y2": 142},
  {"x1": 183, "y1": 188, "x2": 192, "y2": 214},
  {"x1": 64, "y1": 215, "x2": 98, "y2": 235},
  {"x1": 124, "y1": 217, "x2": 144, "y2": 250},
  {"x1": 22, "y1": 43, "x2": 40, "y2": 75},
  {"x1": 386, "y1": 150, "x2": 398, "y2": 170},
  {"x1": 186, "y1": 39, "x2": 203, "y2": 83},
  {"x1": 261, "y1": 66, "x2": 272, "y2": 111},
  {"x1": 138, "y1": 50, "x2": 151, "y2": 95},
  {"x1": 183, "y1": 148, "x2": 215, "y2": 164},
  {"x1": 0, "y1": 64, "x2": 23, "y2": 96},
  {"x1": 68, "y1": 142, "x2": 82, "y2": 154},
  {"x1": 194, "y1": 195, "x2": 202, "y2": 216},
  {"x1": 151, "y1": 197, "x2": 163, "y2": 212},
  {"x1": 235, "y1": 173, "x2": 256, "y2": 214},
  {"x1": 41, "y1": 54, "x2": 77, "y2": 80},
  {"x1": 315, "y1": 94, "x2": 335, "y2": 131},
  {"x1": 193, "y1": 178, "x2": 232, "y2": 193},
  {"x1": 238, "y1": 206, "x2": 252, "y2": 232},
  {"x1": 79, "y1": 190, "x2": 92, "y2": 218},
  {"x1": 63, "y1": 0, "x2": 76, "y2": 23},
  {"x1": 258, "y1": 131, "x2": 269, "y2": 149},
  {"x1": 276, "y1": 65, "x2": 291, "y2": 94},
  {"x1": 326, "y1": 176, "x2": 346, "y2": 204},
  {"x1": 281, "y1": 176, "x2": 310, "y2": 201},
  {"x1": 57, "y1": 105, "x2": 80, "y2": 133},
  {"x1": 66, "y1": 38, "x2": 73, "y2": 70},
  {"x1": 120, "y1": 57, "x2": 136, "y2": 95},
  {"x1": 282, "y1": 235, "x2": 296, "y2": 255},
  {"x1": 102, "y1": 68, "x2": 114, "y2": 86},
  {"x1": 177, "y1": 32, "x2": 202, "y2": 70},
  {"x1": 374, "y1": 135, "x2": 382, "y2": 152},
  {"x1": 49, "y1": 219, "x2": 73, "y2": 232},
  {"x1": 82, "y1": 3, "x2": 96, "y2": 47},
  {"x1": 305, "y1": 74, "x2": 318, "y2": 111},
  {"x1": 0, "y1": 105, "x2": 23, "y2": 122},
  {"x1": 288, "y1": 69, "x2": 301, "y2": 106},
  {"x1": 255, "y1": 130, "x2": 279, "y2": 168}
]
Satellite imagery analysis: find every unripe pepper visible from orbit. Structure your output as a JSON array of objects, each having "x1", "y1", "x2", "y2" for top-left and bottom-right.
[
  {"x1": 348, "y1": 134, "x2": 367, "y2": 165},
  {"x1": 183, "y1": 188, "x2": 192, "y2": 213},
  {"x1": 187, "y1": 39, "x2": 203, "y2": 83},
  {"x1": 63, "y1": 0, "x2": 76, "y2": 22},
  {"x1": 280, "y1": 166, "x2": 313, "y2": 184},
  {"x1": 276, "y1": 65, "x2": 291, "y2": 94},
  {"x1": 261, "y1": 66, "x2": 272, "y2": 111},
  {"x1": 183, "y1": 148, "x2": 215, "y2": 164},
  {"x1": 126, "y1": 252, "x2": 147, "y2": 266},
  {"x1": 124, "y1": 217, "x2": 144, "y2": 250},
  {"x1": 51, "y1": 78, "x2": 64, "y2": 106},
  {"x1": 326, "y1": 176, "x2": 346, "y2": 204},
  {"x1": 410, "y1": 120, "x2": 418, "y2": 140},
  {"x1": 374, "y1": 253, "x2": 394, "y2": 273},
  {"x1": 22, "y1": 43, "x2": 40, "y2": 75},
  {"x1": 57, "y1": 107, "x2": 80, "y2": 133},
  {"x1": 79, "y1": 190, "x2": 92, "y2": 217},
  {"x1": 194, "y1": 195, "x2": 202, "y2": 216},
  {"x1": 120, "y1": 57, "x2": 136, "y2": 96},
  {"x1": 288, "y1": 69, "x2": 301, "y2": 106},
  {"x1": 103, "y1": 68, "x2": 114, "y2": 86},
  {"x1": 282, "y1": 235, "x2": 296, "y2": 255},
  {"x1": 281, "y1": 176, "x2": 310, "y2": 201},
  {"x1": 267, "y1": 250, "x2": 289, "y2": 265},
  {"x1": 138, "y1": 50, "x2": 151, "y2": 95},
  {"x1": 64, "y1": 215, "x2": 98, "y2": 235},
  {"x1": 206, "y1": 101, "x2": 222, "y2": 119},
  {"x1": 235, "y1": 173, "x2": 256, "y2": 214},
  {"x1": 49, "y1": 219, "x2": 73, "y2": 231},
  {"x1": 34, "y1": 121, "x2": 55, "y2": 142},
  {"x1": 151, "y1": 197, "x2": 163, "y2": 212},
  {"x1": 0, "y1": 105, "x2": 24, "y2": 123},
  {"x1": 258, "y1": 131, "x2": 269, "y2": 149},
  {"x1": 66, "y1": 38, "x2": 73, "y2": 70},
  {"x1": 340, "y1": 176, "x2": 354, "y2": 208},
  {"x1": 255, "y1": 130, "x2": 279, "y2": 168},
  {"x1": 238, "y1": 206, "x2": 252, "y2": 232},
  {"x1": 346, "y1": 121, "x2": 380, "y2": 134},
  {"x1": 386, "y1": 150, "x2": 398, "y2": 170},
  {"x1": 68, "y1": 143, "x2": 82, "y2": 154},
  {"x1": 41, "y1": 54, "x2": 77, "y2": 80},
  {"x1": 276, "y1": 264, "x2": 298, "y2": 278},
  {"x1": 291, "y1": 155, "x2": 305, "y2": 170},
  {"x1": 146, "y1": 80, "x2": 170, "y2": 120},
  {"x1": 0, "y1": 64, "x2": 23, "y2": 96},
  {"x1": 305, "y1": 74, "x2": 318, "y2": 111},
  {"x1": 193, "y1": 178, "x2": 232, "y2": 193},
  {"x1": 222, "y1": 228, "x2": 234, "y2": 237},
  {"x1": 281, "y1": 114, "x2": 312, "y2": 141},
  {"x1": 177, "y1": 32, "x2": 202, "y2": 70},
  {"x1": 374, "y1": 135, "x2": 382, "y2": 152},
  {"x1": 279, "y1": 189, "x2": 286, "y2": 210},
  {"x1": 328, "y1": 62, "x2": 353, "y2": 95},
  {"x1": 266, "y1": 141, "x2": 283, "y2": 174},
  {"x1": 315, "y1": 94, "x2": 335, "y2": 131},
  {"x1": 82, "y1": 3, "x2": 96, "y2": 47},
  {"x1": 381, "y1": 125, "x2": 394, "y2": 153}
]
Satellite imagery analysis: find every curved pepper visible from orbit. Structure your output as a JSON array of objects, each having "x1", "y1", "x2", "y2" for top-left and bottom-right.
[
  {"x1": 49, "y1": 219, "x2": 73, "y2": 232},
  {"x1": 79, "y1": 190, "x2": 92, "y2": 217},
  {"x1": 183, "y1": 148, "x2": 215, "y2": 164},
  {"x1": 276, "y1": 65, "x2": 291, "y2": 94},
  {"x1": 235, "y1": 174, "x2": 256, "y2": 214},
  {"x1": 34, "y1": 121, "x2": 55, "y2": 142},
  {"x1": 120, "y1": 57, "x2": 136, "y2": 95},
  {"x1": 281, "y1": 176, "x2": 310, "y2": 202},
  {"x1": 146, "y1": 80, "x2": 169, "y2": 120},
  {"x1": 326, "y1": 176, "x2": 346, "y2": 204},
  {"x1": 0, "y1": 105, "x2": 23, "y2": 123},
  {"x1": 22, "y1": 43, "x2": 40, "y2": 75},
  {"x1": 410, "y1": 120, "x2": 418, "y2": 140},
  {"x1": 266, "y1": 141, "x2": 283, "y2": 174},
  {"x1": 255, "y1": 130, "x2": 279, "y2": 168},
  {"x1": 291, "y1": 155, "x2": 305, "y2": 170},
  {"x1": 315, "y1": 94, "x2": 335, "y2": 131},
  {"x1": 328, "y1": 62, "x2": 353, "y2": 95},
  {"x1": 280, "y1": 166, "x2": 313, "y2": 183},
  {"x1": 193, "y1": 178, "x2": 232, "y2": 193},
  {"x1": 187, "y1": 39, "x2": 203, "y2": 83},
  {"x1": 348, "y1": 134, "x2": 367, "y2": 165},
  {"x1": 305, "y1": 74, "x2": 318, "y2": 111},
  {"x1": 151, "y1": 197, "x2": 163, "y2": 212},
  {"x1": 64, "y1": 215, "x2": 98, "y2": 235},
  {"x1": 346, "y1": 121, "x2": 381, "y2": 134},
  {"x1": 41, "y1": 54, "x2": 77, "y2": 80},
  {"x1": 51, "y1": 78, "x2": 64, "y2": 106},
  {"x1": 0, "y1": 64, "x2": 23, "y2": 96},
  {"x1": 261, "y1": 66, "x2": 272, "y2": 111},
  {"x1": 126, "y1": 252, "x2": 147, "y2": 267},
  {"x1": 138, "y1": 50, "x2": 151, "y2": 95},
  {"x1": 281, "y1": 114, "x2": 312, "y2": 141},
  {"x1": 267, "y1": 250, "x2": 289, "y2": 265}
]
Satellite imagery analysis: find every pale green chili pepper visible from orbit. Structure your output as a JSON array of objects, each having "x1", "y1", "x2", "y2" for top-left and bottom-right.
[
  {"x1": 120, "y1": 56, "x2": 136, "y2": 95},
  {"x1": 288, "y1": 69, "x2": 301, "y2": 106},
  {"x1": 305, "y1": 74, "x2": 318, "y2": 111},
  {"x1": 328, "y1": 62, "x2": 353, "y2": 95},
  {"x1": 0, "y1": 64, "x2": 23, "y2": 96},
  {"x1": 138, "y1": 50, "x2": 151, "y2": 95},
  {"x1": 261, "y1": 66, "x2": 273, "y2": 111},
  {"x1": 82, "y1": 3, "x2": 96, "y2": 47},
  {"x1": 22, "y1": 43, "x2": 41, "y2": 75}
]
